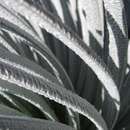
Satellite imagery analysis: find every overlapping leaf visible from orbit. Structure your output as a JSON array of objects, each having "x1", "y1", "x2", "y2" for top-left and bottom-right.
[
  {"x1": 0, "y1": 49, "x2": 107, "y2": 130},
  {"x1": 0, "y1": 17, "x2": 80, "y2": 129},
  {"x1": 0, "y1": 0, "x2": 129, "y2": 130},
  {"x1": 0, "y1": 115, "x2": 74, "y2": 130},
  {"x1": 1, "y1": 0, "x2": 120, "y2": 107}
]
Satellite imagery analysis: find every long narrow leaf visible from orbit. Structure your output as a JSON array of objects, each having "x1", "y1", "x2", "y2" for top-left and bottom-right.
[
  {"x1": 0, "y1": 49, "x2": 107, "y2": 130},
  {"x1": 102, "y1": 0, "x2": 128, "y2": 129},
  {"x1": 0, "y1": 104, "x2": 24, "y2": 116},
  {"x1": 0, "y1": 115, "x2": 74, "y2": 130},
  {"x1": 0, "y1": 19, "x2": 80, "y2": 129},
  {"x1": 0, "y1": 79, "x2": 58, "y2": 121},
  {"x1": 1, "y1": 0, "x2": 120, "y2": 109}
]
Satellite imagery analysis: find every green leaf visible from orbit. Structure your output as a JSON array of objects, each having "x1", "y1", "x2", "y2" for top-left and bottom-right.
[
  {"x1": 101, "y1": 0, "x2": 128, "y2": 129},
  {"x1": 0, "y1": 115, "x2": 74, "y2": 130},
  {"x1": 0, "y1": 49, "x2": 107, "y2": 130},
  {"x1": 2, "y1": 0, "x2": 120, "y2": 111},
  {"x1": 0, "y1": 104, "x2": 24, "y2": 116},
  {"x1": 0, "y1": 18, "x2": 80, "y2": 129},
  {"x1": 0, "y1": 78, "x2": 58, "y2": 121}
]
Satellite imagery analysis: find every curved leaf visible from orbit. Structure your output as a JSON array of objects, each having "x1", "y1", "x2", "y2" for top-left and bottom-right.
[
  {"x1": 0, "y1": 115, "x2": 74, "y2": 130},
  {"x1": 119, "y1": 71, "x2": 130, "y2": 121},
  {"x1": 0, "y1": 91, "x2": 19, "y2": 109},
  {"x1": 0, "y1": 49, "x2": 107, "y2": 130},
  {"x1": 0, "y1": 19, "x2": 80, "y2": 129},
  {"x1": 102, "y1": 0, "x2": 128, "y2": 128},
  {"x1": 0, "y1": 32, "x2": 18, "y2": 54},
  {"x1": 1, "y1": 0, "x2": 120, "y2": 110},
  {"x1": 0, "y1": 3, "x2": 41, "y2": 41},
  {"x1": 0, "y1": 16, "x2": 74, "y2": 91},
  {"x1": 0, "y1": 104, "x2": 24, "y2": 116},
  {"x1": 0, "y1": 79, "x2": 58, "y2": 121}
]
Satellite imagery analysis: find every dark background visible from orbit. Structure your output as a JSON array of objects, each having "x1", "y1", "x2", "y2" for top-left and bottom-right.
[{"x1": 124, "y1": 0, "x2": 130, "y2": 38}]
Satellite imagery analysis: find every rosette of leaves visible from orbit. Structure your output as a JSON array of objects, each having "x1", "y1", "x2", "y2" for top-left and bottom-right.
[{"x1": 0, "y1": 0, "x2": 129, "y2": 130}]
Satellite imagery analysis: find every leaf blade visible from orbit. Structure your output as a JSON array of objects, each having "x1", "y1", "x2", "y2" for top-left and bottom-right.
[{"x1": 0, "y1": 49, "x2": 108, "y2": 130}]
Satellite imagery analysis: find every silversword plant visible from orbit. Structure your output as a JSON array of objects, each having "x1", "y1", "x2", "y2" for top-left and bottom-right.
[{"x1": 0, "y1": 0, "x2": 129, "y2": 130}]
